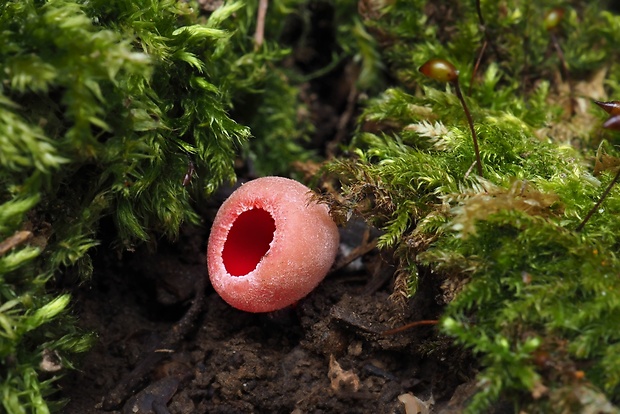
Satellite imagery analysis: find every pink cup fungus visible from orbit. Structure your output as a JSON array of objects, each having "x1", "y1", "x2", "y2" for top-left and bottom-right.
[{"x1": 207, "y1": 176, "x2": 340, "y2": 313}]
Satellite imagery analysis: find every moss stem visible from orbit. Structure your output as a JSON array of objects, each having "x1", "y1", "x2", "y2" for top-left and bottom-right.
[
  {"x1": 576, "y1": 167, "x2": 620, "y2": 232},
  {"x1": 470, "y1": 40, "x2": 487, "y2": 95},
  {"x1": 380, "y1": 320, "x2": 439, "y2": 336},
  {"x1": 454, "y1": 78, "x2": 483, "y2": 177},
  {"x1": 470, "y1": 0, "x2": 487, "y2": 94}
]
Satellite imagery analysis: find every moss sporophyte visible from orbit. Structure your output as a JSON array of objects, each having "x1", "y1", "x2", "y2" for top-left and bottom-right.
[{"x1": 419, "y1": 58, "x2": 483, "y2": 177}]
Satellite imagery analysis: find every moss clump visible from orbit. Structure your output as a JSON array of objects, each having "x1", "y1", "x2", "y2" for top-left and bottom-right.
[
  {"x1": 323, "y1": 0, "x2": 620, "y2": 412},
  {"x1": 0, "y1": 0, "x2": 312, "y2": 411}
]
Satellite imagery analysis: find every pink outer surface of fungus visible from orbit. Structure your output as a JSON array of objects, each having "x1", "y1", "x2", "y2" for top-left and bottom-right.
[{"x1": 207, "y1": 176, "x2": 340, "y2": 313}]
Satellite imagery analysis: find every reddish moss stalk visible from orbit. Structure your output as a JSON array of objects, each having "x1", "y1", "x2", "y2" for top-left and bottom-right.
[
  {"x1": 380, "y1": 320, "x2": 439, "y2": 336},
  {"x1": 576, "y1": 167, "x2": 620, "y2": 232},
  {"x1": 454, "y1": 78, "x2": 483, "y2": 177},
  {"x1": 419, "y1": 58, "x2": 484, "y2": 177}
]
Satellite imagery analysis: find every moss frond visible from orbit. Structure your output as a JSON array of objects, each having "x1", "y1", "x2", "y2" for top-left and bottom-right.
[
  {"x1": 321, "y1": 1, "x2": 620, "y2": 411},
  {"x1": 0, "y1": 0, "x2": 303, "y2": 410}
]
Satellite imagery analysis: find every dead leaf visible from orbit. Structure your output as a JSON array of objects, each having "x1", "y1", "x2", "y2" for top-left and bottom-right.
[
  {"x1": 593, "y1": 143, "x2": 620, "y2": 176},
  {"x1": 328, "y1": 355, "x2": 360, "y2": 393},
  {"x1": 0, "y1": 231, "x2": 33, "y2": 256},
  {"x1": 398, "y1": 393, "x2": 431, "y2": 414}
]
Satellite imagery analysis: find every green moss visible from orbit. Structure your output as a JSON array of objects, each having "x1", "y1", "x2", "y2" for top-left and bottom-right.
[
  {"x1": 0, "y1": 0, "x2": 309, "y2": 411},
  {"x1": 323, "y1": 0, "x2": 620, "y2": 412}
]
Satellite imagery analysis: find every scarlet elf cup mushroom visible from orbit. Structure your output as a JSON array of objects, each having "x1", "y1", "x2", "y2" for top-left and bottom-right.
[{"x1": 206, "y1": 176, "x2": 340, "y2": 313}]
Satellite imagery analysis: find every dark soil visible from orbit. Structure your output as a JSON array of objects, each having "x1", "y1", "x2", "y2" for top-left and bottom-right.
[{"x1": 59, "y1": 217, "x2": 474, "y2": 413}]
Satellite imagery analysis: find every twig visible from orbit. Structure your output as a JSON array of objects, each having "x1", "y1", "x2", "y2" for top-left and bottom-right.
[
  {"x1": 328, "y1": 84, "x2": 358, "y2": 158},
  {"x1": 254, "y1": 0, "x2": 269, "y2": 48},
  {"x1": 380, "y1": 320, "x2": 439, "y2": 336},
  {"x1": 469, "y1": 40, "x2": 487, "y2": 95},
  {"x1": 102, "y1": 274, "x2": 207, "y2": 410},
  {"x1": 550, "y1": 32, "x2": 569, "y2": 83},
  {"x1": 463, "y1": 160, "x2": 477, "y2": 180},
  {"x1": 182, "y1": 156, "x2": 196, "y2": 187},
  {"x1": 575, "y1": 167, "x2": 620, "y2": 232},
  {"x1": 469, "y1": 0, "x2": 501, "y2": 93},
  {"x1": 544, "y1": 8, "x2": 574, "y2": 115},
  {"x1": 0, "y1": 231, "x2": 33, "y2": 256},
  {"x1": 331, "y1": 232, "x2": 377, "y2": 273},
  {"x1": 469, "y1": 0, "x2": 488, "y2": 93}
]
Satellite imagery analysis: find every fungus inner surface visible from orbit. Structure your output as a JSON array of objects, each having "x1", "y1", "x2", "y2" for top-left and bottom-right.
[{"x1": 222, "y1": 208, "x2": 276, "y2": 276}]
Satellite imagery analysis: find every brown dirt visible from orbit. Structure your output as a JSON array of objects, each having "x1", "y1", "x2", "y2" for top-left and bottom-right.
[{"x1": 58, "y1": 215, "x2": 475, "y2": 413}]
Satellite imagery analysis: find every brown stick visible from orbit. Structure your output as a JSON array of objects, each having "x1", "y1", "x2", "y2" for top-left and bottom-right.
[
  {"x1": 254, "y1": 0, "x2": 269, "y2": 48},
  {"x1": 550, "y1": 32, "x2": 569, "y2": 83},
  {"x1": 0, "y1": 231, "x2": 33, "y2": 256},
  {"x1": 380, "y1": 320, "x2": 439, "y2": 336},
  {"x1": 575, "y1": 167, "x2": 620, "y2": 232},
  {"x1": 102, "y1": 275, "x2": 207, "y2": 410},
  {"x1": 469, "y1": 40, "x2": 487, "y2": 95}
]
